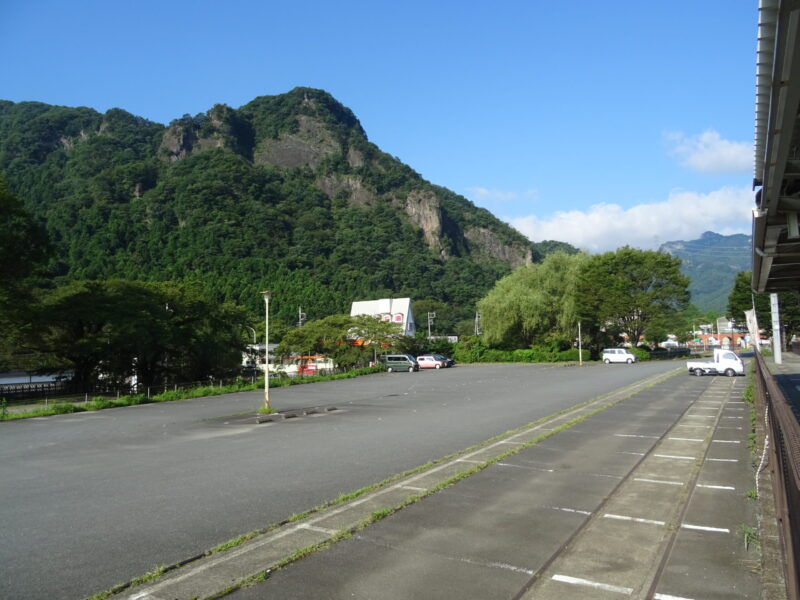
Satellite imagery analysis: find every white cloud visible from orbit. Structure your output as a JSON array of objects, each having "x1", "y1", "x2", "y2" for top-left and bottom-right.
[
  {"x1": 508, "y1": 186, "x2": 753, "y2": 253},
  {"x1": 666, "y1": 130, "x2": 752, "y2": 173}
]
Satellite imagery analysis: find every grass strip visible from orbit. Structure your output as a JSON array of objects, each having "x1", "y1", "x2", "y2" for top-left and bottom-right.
[
  {"x1": 84, "y1": 565, "x2": 166, "y2": 600},
  {"x1": 2, "y1": 366, "x2": 385, "y2": 421}
]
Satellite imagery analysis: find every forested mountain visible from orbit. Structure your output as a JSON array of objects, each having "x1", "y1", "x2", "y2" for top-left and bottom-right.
[
  {"x1": 659, "y1": 231, "x2": 751, "y2": 314},
  {"x1": 0, "y1": 88, "x2": 573, "y2": 327}
]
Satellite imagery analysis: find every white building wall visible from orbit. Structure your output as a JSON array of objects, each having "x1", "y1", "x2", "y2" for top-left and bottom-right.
[{"x1": 350, "y1": 298, "x2": 416, "y2": 336}]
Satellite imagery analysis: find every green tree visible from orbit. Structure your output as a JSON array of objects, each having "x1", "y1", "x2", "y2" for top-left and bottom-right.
[
  {"x1": 0, "y1": 178, "x2": 53, "y2": 370},
  {"x1": 276, "y1": 314, "x2": 358, "y2": 368},
  {"x1": 0, "y1": 178, "x2": 51, "y2": 290},
  {"x1": 349, "y1": 314, "x2": 402, "y2": 363},
  {"x1": 413, "y1": 299, "x2": 452, "y2": 336},
  {"x1": 576, "y1": 248, "x2": 689, "y2": 354},
  {"x1": 393, "y1": 331, "x2": 430, "y2": 357},
  {"x1": 478, "y1": 252, "x2": 588, "y2": 349},
  {"x1": 34, "y1": 280, "x2": 247, "y2": 387},
  {"x1": 727, "y1": 270, "x2": 800, "y2": 341}
]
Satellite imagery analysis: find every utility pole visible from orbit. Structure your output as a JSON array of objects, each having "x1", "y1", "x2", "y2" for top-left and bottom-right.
[
  {"x1": 261, "y1": 291, "x2": 271, "y2": 410},
  {"x1": 771, "y1": 293, "x2": 783, "y2": 364},
  {"x1": 474, "y1": 312, "x2": 482, "y2": 336},
  {"x1": 427, "y1": 312, "x2": 436, "y2": 339},
  {"x1": 578, "y1": 321, "x2": 583, "y2": 366},
  {"x1": 298, "y1": 307, "x2": 306, "y2": 328}
]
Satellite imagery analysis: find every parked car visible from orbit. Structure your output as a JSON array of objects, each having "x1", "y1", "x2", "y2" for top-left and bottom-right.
[
  {"x1": 433, "y1": 353, "x2": 455, "y2": 367},
  {"x1": 380, "y1": 354, "x2": 419, "y2": 372},
  {"x1": 686, "y1": 348, "x2": 744, "y2": 376},
  {"x1": 601, "y1": 348, "x2": 636, "y2": 364},
  {"x1": 417, "y1": 354, "x2": 447, "y2": 369}
]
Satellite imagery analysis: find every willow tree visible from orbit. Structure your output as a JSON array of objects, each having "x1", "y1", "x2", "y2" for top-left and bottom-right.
[{"x1": 477, "y1": 251, "x2": 588, "y2": 349}]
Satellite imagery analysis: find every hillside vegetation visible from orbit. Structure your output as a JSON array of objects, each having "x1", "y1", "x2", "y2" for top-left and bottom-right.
[
  {"x1": 659, "y1": 231, "x2": 751, "y2": 314},
  {"x1": 0, "y1": 88, "x2": 574, "y2": 329}
]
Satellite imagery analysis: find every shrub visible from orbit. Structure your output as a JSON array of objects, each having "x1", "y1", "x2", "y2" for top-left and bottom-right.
[
  {"x1": 452, "y1": 337, "x2": 487, "y2": 363},
  {"x1": 556, "y1": 348, "x2": 582, "y2": 362},
  {"x1": 483, "y1": 349, "x2": 512, "y2": 362}
]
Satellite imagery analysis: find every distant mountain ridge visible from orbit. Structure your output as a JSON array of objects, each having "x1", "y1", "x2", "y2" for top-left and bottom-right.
[
  {"x1": 0, "y1": 87, "x2": 575, "y2": 326},
  {"x1": 659, "y1": 231, "x2": 751, "y2": 314}
]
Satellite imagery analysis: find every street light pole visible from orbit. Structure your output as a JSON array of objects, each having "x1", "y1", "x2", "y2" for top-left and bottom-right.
[{"x1": 261, "y1": 291, "x2": 271, "y2": 410}]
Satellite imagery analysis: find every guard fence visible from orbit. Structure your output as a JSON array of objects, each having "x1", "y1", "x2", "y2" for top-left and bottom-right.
[
  {"x1": 755, "y1": 351, "x2": 800, "y2": 599},
  {"x1": 0, "y1": 369, "x2": 341, "y2": 404},
  {"x1": 0, "y1": 375, "x2": 264, "y2": 403}
]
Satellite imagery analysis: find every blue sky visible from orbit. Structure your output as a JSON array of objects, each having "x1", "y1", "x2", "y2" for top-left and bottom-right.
[{"x1": 2, "y1": 1, "x2": 758, "y2": 252}]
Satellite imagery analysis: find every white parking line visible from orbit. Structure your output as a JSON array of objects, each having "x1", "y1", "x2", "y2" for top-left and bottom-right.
[
  {"x1": 497, "y1": 462, "x2": 555, "y2": 473},
  {"x1": 551, "y1": 574, "x2": 633, "y2": 594},
  {"x1": 604, "y1": 513, "x2": 666, "y2": 526},
  {"x1": 635, "y1": 478, "x2": 683, "y2": 486},
  {"x1": 712, "y1": 440, "x2": 741, "y2": 444},
  {"x1": 668, "y1": 437, "x2": 703, "y2": 442},
  {"x1": 296, "y1": 523, "x2": 339, "y2": 535},
  {"x1": 655, "y1": 454, "x2": 695, "y2": 461},
  {"x1": 615, "y1": 434, "x2": 659, "y2": 439},
  {"x1": 655, "y1": 593, "x2": 695, "y2": 600},
  {"x1": 548, "y1": 506, "x2": 592, "y2": 515},
  {"x1": 707, "y1": 458, "x2": 738, "y2": 462},
  {"x1": 697, "y1": 484, "x2": 735, "y2": 490},
  {"x1": 682, "y1": 523, "x2": 730, "y2": 533}
]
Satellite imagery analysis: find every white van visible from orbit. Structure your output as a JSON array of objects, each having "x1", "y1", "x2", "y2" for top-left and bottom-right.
[{"x1": 601, "y1": 348, "x2": 636, "y2": 364}]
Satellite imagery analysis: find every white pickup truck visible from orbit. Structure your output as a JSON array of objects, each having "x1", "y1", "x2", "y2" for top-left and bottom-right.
[{"x1": 686, "y1": 348, "x2": 744, "y2": 377}]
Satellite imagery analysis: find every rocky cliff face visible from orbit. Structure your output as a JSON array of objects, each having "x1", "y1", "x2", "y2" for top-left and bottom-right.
[
  {"x1": 255, "y1": 115, "x2": 339, "y2": 169},
  {"x1": 404, "y1": 189, "x2": 445, "y2": 256},
  {"x1": 106, "y1": 87, "x2": 539, "y2": 269},
  {"x1": 466, "y1": 227, "x2": 532, "y2": 267}
]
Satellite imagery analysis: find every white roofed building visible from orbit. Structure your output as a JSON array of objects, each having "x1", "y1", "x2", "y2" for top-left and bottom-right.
[{"x1": 350, "y1": 298, "x2": 416, "y2": 337}]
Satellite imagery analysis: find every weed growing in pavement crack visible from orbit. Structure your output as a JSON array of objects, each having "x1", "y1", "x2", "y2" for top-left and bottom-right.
[
  {"x1": 738, "y1": 523, "x2": 759, "y2": 551},
  {"x1": 83, "y1": 565, "x2": 166, "y2": 600}
]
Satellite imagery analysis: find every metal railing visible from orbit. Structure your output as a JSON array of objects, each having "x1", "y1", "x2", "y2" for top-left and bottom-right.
[
  {"x1": 755, "y1": 351, "x2": 800, "y2": 599},
  {"x1": 0, "y1": 375, "x2": 261, "y2": 403},
  {"x1": 0, "y1": 366, "x2": 357, "y2": 403}
]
